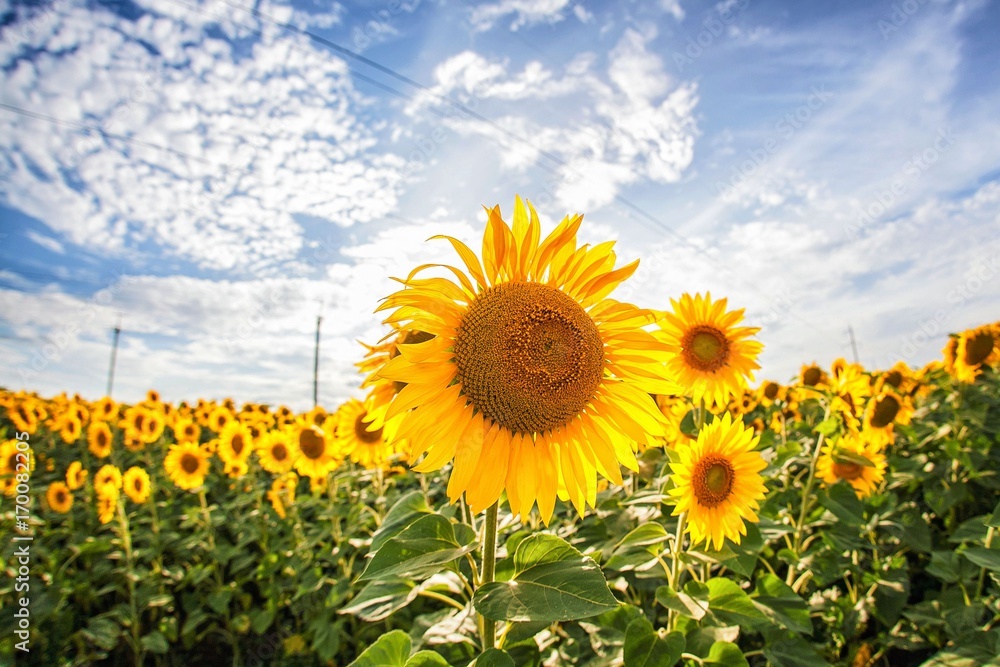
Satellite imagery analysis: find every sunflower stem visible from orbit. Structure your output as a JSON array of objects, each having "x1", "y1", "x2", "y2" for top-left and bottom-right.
[
  {"x1": 976, "y1": 526, "x2": 996, "y2": 599},
  {"x1": 667, "y1": 512, "x2": 687, "y2": 631},
  {"x1": 480, "y1": 501, "x2": 499, "y2": 652},
  {"x1": 787, "y1": 404, "x2": 831, "y2": 586}
]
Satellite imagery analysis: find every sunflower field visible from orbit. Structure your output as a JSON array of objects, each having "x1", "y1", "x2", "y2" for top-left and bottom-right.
[{"x1": 2, "y1": 199, "x2": 1000, "y2": 667}]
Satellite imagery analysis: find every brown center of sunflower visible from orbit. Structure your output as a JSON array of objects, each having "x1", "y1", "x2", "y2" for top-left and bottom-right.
[
  {"x1": 454, "y1": 282, "x2": 604, "y2": 436},
  {"x1": 692, "y1": 455, "x2": 735, "y2": 508},
  {"x1": 354, "y1": 413, "x2": 383, "y2": 444},
  {"x1": 763, "y1": 382, "x2": 779, "y2": 400},
  {"x1": 134, "y1": 478, "x2": 143, "y2": 492},
  {"x1": 184, "y1": 425, "x2": 197, "y2": 438},
  {"x1": 180, "y1": 453, "x2": 200, "y2": 474},
  {"x1": 97, "y1": 430, "x2": 109, "y2": 447},
  {"x1": 870, "y1": 394, "x2": 900, "y2": 429},
  {"x1": 133, "y1": 414, "x2": 145, "y2": 430},
  {"x1": 681, "y1": 326, "x2": 730, "y2": 372},
  {"x1": 16, "y1": 406, "x2": 30, "y2": 422},
  {"x1": 964, "y1": 331, "x2": 995, "y2": 366},
  {"x1": 299, "y1": 428, "x2": 325, "y2": 460},
  {"x1": 272, "y1": 443, "x2": 288, "y2": 461},
  {"x1": 231, "y1": 434, "x2": 246, "y2": 456},
  {"x1": 833, "y1": 461, "x2": 863, "y2": 480},
  {"x1": 884, "y1": 370, "x2": 903, "y2": 387},
  {"x1": 56, "y1": 489, "x2": 67, "y2": 503},
  {"x1": 802, "y1": 367, "x2": 822, "y2": 386}
]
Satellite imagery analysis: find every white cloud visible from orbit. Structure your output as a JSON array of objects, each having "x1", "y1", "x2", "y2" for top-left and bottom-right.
[
  {"x1": 408, "y1": 29, "x2": 698, "y2": 210},
  {"x1": 0, "y1": 0, "x2": 405, "y2": 273},
  {"x1": 468, "y1": 0, "x2": 572, "y2": 32},
  {"x1": 25, "y1": 230, "x2": 65, "y2": 255}
]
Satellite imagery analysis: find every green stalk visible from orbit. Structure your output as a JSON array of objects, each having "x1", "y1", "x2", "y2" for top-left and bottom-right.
[
  {"x1": 787, "y1": 404, "x2": 832, "y2": 586},
  {"x1": 667, "y1": 512, "x2": 687, "y2": 632},
  {"x1": 479, "y1": 502, "x2": 499, "y2": 651}
]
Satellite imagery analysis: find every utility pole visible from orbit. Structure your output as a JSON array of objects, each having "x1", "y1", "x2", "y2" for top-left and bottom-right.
[
  {"x1": 848, "y1": 325, "x2": 860, "y2": 365},
  {"x1": 107, "y1": 317, "x2": 122, "y2": 397},
  {"x1": 313, "y1": 314, "x2": 322, "y2": 407}
]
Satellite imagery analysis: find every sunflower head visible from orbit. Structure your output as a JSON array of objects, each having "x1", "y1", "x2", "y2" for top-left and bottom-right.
[
  {"x1": 290, "y1": 422, "x2": 337, "y2": 479},
  {"x1": 123, "y1": 466, "x2": 152, "y2": 504},
  {"x1": 946, "y1": 324, "x2": 999, "y2": 383},
  {"x1": 94, "y1": 464, "x2": 122, "y2": 492},
  {"x1": 164, "y1": 442, "x2": 211, "y2": 490},
  {"x1": 817, "y1": 432, "x2": 887, "y2": 498},
  {"x1": 47, "y1": 482, "x2": 73, "y2": 513},
  {"x1": 96, "y1": 487, "x2": 119, "y2": 524},
  {"x1": 667, "y1": 413, "x2": 767, "y2": 551},
  {"x1": 66, "y1": 460, "x2": 88, "y2": 490},
  {"x1": 258, "y1": 431, "x2": 298, "y2": 474},
  {"x1": 657, "y1": 293, "x2": 763, "y2": 408},
  {"x1": 218, "y1": 421, "x2": 253, "y2": 465},
  {"x1": 375, "y1": 196, "x2": 679, "y2": 522},
  {"x1": 88, "y1": 422, "x2": 114, "y2": 458}
]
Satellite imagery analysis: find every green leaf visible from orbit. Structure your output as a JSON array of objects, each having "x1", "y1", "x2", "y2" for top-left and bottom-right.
[
  {"x1": 814, "y1": 418, "x2": 839, "y2": 436},
  {"x1": 926, "y1": 551, "x2": 962, "y2": 584},
  {"x1": 360, "y1": 514, "x2": 477, "y2": 582},
  {"x1": 404, "y1": 650, "x2": 450, "y2": 667},
  {"x1": 680, "y1": 410, "x2": 699, "y2": 438},
  {"x1": 623, "y1": 617, "x2": 684, "y2": 667},
  {"x1": 251, "y1": 607, "x2": 275, "y2": 635},
  {"x1": 85, "y1": 617, "x2": 120, "y2": 651},
  {"x1": 962, "y1": 547, "x2": 1000, "y2": 572},
  {"x1": 474, "y1": 534, "x2": 619, "y2": 622},
  {"x1": 751, "y1": 574, "x2": 811, "y2": 633},
  {"x1": 704, "y1": 641, "x2": 749, "y2": 667},
  {"x1": 606, "y1": 522, "x2": 670, "y2": 571},
  {"x1": 339, "y1": 579, "x2": 414, "y2": 622},
  {"x1": 716, "y1": 523, "x2": 765, "y2": 578},
  {"x1": 988, "y1": 500, "x2": 1000, "y2": 528},
  {"x1": 821, "y1": 482, "x2": 865, "y2": 527},
  {"x1": 472, "y1": 648, "x2": 516, "y2": 667},
  {"x1": 347, "y1": 629, "x2": 411, "y2": 667},
  {"x1": 371, "y1": 491, "x2": 433, "y2": 552},
  {"x1": 761, "y1": 629, "x2": 824, "y2": 667},
  {"x1": 705, "y1": 578, "x2": 767, "y2": 629},
  {"x1": 655, "y1": 583, "x2": 708, "y2": 621},
  {"x1": 949, "y1": 516, "x2": 989, "y2": 543},
  {"x1": 140, "y1": 631, "x2": 169, "y2": 654}
]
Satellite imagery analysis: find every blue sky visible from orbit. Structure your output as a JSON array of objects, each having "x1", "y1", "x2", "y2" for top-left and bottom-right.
[{"x1": 1, "y1": 0, "x2": 998, "y2": 410}]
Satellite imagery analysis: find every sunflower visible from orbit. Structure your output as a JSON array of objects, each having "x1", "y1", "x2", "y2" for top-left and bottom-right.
[
  {"x1": 309, "y1": 473, "x2": 328, "y2": 494},
  {"x1": 164, "y1": 442, "x2": 211, "y2": 490},
  {"x1": 207, "y1": 406, "x2": 233, "y2": 434},
  {"x1": 290, "y1": 422, "x2": 337, "y2": 479},
  {"x1": 122, "y1": 467, "x2": 151, "y2": 503},
  {"x1": 258, "y1": 431, "x2": 298, "y2": 474},
  {"x1": 146, "y1": 389, "x2": 161, "y2": 404},
  {"x1": 336, "y1": 397, "x2": 397, "y2": 470},
  {"x1": 863, "y1": 387, "x2": 913, "y2": 443},
  {"x1": 94, "y1": 464, "x2": 122, "y2": 492},
  {"x1": 757, "y1": 380, "x2": 786, "y2": 407},
  {"x1": 223, "y1": 459, "x2": 248, "y2": 479},
  {"x1": 817, "y1": 432, "x2": 887, "y2": 499},
  {"x1": 656, "y1": 293, "x2": 763, "y2": 408},
  {"x1": 267, "y1": 473, "x2": 298, "y2": 519},
  {"x1": 947, "y1": 324, "x2": 999, "y2": 383},
  {"x1": 1, "y1": 439, "x2": 34, "y2": 480},
  {"x1": 667, "y1": 413, "x2": 767, "y2": 551},
  {"x1": 217, "y1": 421, "x2": 253, "y2": 465},
  {"x1": 59, "y1": 416, "x2": 83, "y2": 444},
  {"x1": 66, "y1": 460, "x2": 88, "y2": 490},
  {"x1": 358, "y1": 328, "x2": 435, "y2": 430},
  {"x1": 96, "y1": 487, "x2": 119, "y2": 524},
  {"x1": 827, "y1": 358, "x2": 871, "y2": 433},
  {"x1": 173, "y1": 418, "x2": 201, "y2": 444},
  {"x1": 93, "y1": 396, "x2": 118, "y2": 422},
  {"x1": 140, "y1": 409, "x2": 166, "y2": 444},
  {"x1": 44, "y1": 481, "x2": 72, "y2": 513},
  {"x1": 87, "y1": 422, "x2": 114, "y2": 458},
  {"x1": 798, "y1": 363, "x2": 827, "y2": 389},
  {"x1": 376, "y1": 197, "x2": 679, "y2": 522},
  {"x1": 8, "y1": 399, "x2": 38, "y2": 434}
]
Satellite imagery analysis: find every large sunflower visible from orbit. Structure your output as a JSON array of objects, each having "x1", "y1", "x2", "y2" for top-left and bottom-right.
[
  {"x1": 667, "y1": 413, "x2": 767, "y2": 551},
  {"x1": 656, "y1": 293, "x2": 763, "y2": 408},
  {"x1": 336, "y1": 397, "x2": 397, "y2": 470},
  {"x1": 123, "y1": 466, "x2": 152, "y2": 504},
  {"x1": 88, "y1": 422, "x2": 114, "y2": 458},
  {"x1": 164, "y1": 442, "x2": 211, "y2": 490},
  {"x1": 47, "y1": 482, "x2": 73, "y2": 513},
  {"x1": 817, "y1": 432, "x2": 886, "y2": 499},
  {"x1": 863, "y1": 387, "x2": 913, "y2": 444},
  {"x1": 375, "y1": 197, "x2": 679, "y2": 522},
  {"x1": 290, "y1": 422, "x2": 338, "y2": 479}
]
